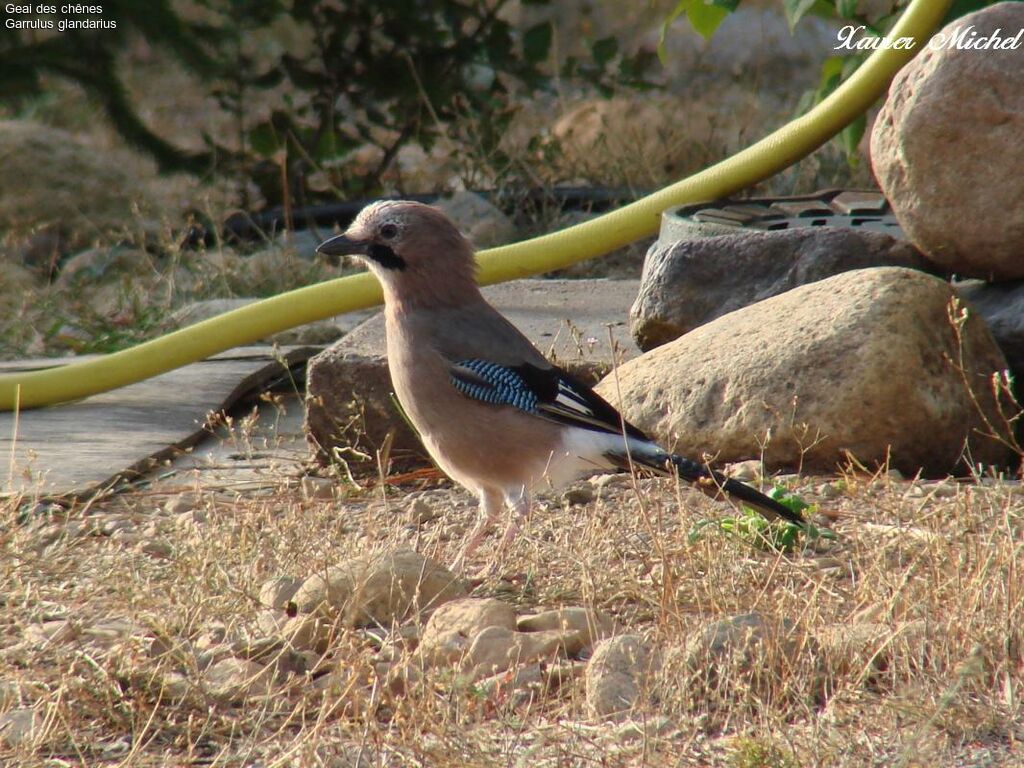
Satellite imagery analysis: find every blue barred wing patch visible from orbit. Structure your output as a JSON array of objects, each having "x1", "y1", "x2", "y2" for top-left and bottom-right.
[{"x1": 450, "y1": 360, "x2": 540, "y2": 413}]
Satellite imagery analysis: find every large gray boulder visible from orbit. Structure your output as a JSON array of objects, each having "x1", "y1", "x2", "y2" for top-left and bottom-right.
[
  {"x1": 596, "y1": 268, "x2": 1013, "y2": 475},
  {"x1": 630, "y1": 228, "x2": 931, "y2": 350},
  {"x1": 870, "y1": 2, "x2": 1024, "y2": 280}
]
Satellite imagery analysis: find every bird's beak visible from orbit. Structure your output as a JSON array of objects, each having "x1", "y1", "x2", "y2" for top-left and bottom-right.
[{"x1": 316, "y1": 233, "x2": 369, "y2": 257}]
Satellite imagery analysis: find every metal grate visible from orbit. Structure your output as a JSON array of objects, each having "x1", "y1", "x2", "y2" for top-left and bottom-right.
[{"x1": 660, "y1": 189, "x2": 903, "y2": 243}]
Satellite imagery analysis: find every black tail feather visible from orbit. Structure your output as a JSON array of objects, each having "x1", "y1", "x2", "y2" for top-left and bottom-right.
[{"x1": 613, "y1": 450, "x2": 805, "y2": 526}]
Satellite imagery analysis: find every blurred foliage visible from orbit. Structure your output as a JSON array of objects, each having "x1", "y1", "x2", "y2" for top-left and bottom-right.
[
  {"x1": 665, "y1": 0, "x2": 1016, "y2": 164},
  {"x1": 0, "y1": 0, "x2": 653, "y2": 208}
]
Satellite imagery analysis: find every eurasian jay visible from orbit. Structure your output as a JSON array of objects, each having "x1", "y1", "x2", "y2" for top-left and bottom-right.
[{"x1": 317, "y1": 201, "x2": 803, "y2": 565}]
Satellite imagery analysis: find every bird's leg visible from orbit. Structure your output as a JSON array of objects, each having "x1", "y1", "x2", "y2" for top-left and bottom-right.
[
  {"x1": 452, "y1": 487, "x2": 504, "y2": 572},
  {"x1": 495, "y1": 486, "x2": 530, "y2": 557}
]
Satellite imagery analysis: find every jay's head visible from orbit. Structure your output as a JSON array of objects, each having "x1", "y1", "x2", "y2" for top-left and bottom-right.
[{"x1": 316, "y1": 201, "x2": 477, "y2": 306}]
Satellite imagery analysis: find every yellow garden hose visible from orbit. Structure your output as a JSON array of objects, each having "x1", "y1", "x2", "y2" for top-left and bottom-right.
[{"x1": 0, "y1": 0, "x2": 950, "y2": 411}]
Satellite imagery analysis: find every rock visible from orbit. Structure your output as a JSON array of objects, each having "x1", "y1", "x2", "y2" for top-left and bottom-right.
[
  {"x1": 476, "y1": 662, "x2": 545, "y2": 704},
  {"x1": 140, "y1": 538, "x2": 173, "y2": 558},
  {"x1": 291, "y1": 549, "x2": 467, "y2": 626},
  {"x1": 406, "y1": 497, "x2": 439, "y2": 526},
  {"x1": 305, "y1": 337, "x2": 417, "y2": 463},
  {"x1": 684, "y1": 613, "x2": 822, "y2": 704},
  {"x1": 561, "y1": 486, "x2": 595, "y2": 506},
  {"x1": 259, "y1": 576, "x2": 304, "y2": 610},
  {"x1": 300, "y1": 476, "x2": 336, "y2": 500},
  {"x1": 465, "y1": 626, "x2": 569, "y2": 677},
  {"x1": 870, "y1": 3, "x2": 1024, "y2": 280},
  {"x1": 631, "y1": 228, "x2": 931, "y2": 350},
  {"x1": 23, "y1": 620, "x2": 75, "y2": 647},
  {"x1": 517, "y1": 607, "x2": 616, "y2": 656},
  {"x1": 0, "y1": 707, "x2": 43, "y2": 747},
  {"x1": 0, "y1": 120, "x2": 169, "y2": 248},
  {"x1": 418, "y1": 598, "x2": 518, "y2": 667},
  {"x1": 433, "y1": 192, "x2": 517, "y2": 248},
  {"x1": 595, "y1": 268, "x2": 1013, "y2": 475},
  {"x1": 281, "y1": 614, "x2": 334, "y2": 654},
  {"x1": 956, "y1": 280, "x2": 1024, "y2": 385},
  {"x1": 0, "y1": 680, "x2": 23, "y2": 709},
  {"x1": 55, "y1": 246, "x2": 152, "y2": 288},
  {"x1": 305, "y1": 279, "x2": 640, "y2": 463},
  {"x1": 311, "y1": 668, "x2": 371, "y2": 716},
  {"x1": 816, "y1": 620, "x2": 930, "y2": 681},
  {"x1": 203, "y1": 657, "x2": 275, "y2": 701},
  {"x1": 585, "y1": 634, "x2": 654, "y2": 720},
  {"x1": 687, "y1": 613, "x2": 795, "y2": 665},
  {"x1": 164, "y1": 493, "x2": 200, "y2": 516}
]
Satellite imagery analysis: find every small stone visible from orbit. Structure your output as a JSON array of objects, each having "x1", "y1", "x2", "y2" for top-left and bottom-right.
[
  {"x1": 419, "y1": 598, "x2": 518, "y2": 667},
  {"x1": 0, "y1": 679, "x2": 23, "y2": 709},
  {"x1": 562, "y1": 486, "x2": 595, "y2": 506},
  {"x1": 203, "y1": 657, "x2": 275, "y2": 701},
  {"x1": 585, "y1": 634, "x2": 654, "y2": 721},
  {"x1": 292, "y1": 549, "x2": 466, "y2": 626},
  {"x1": 100, "y1": 517, "x2": 134, "y2": 536},
  {"x1": 256, "y1": 610, "x2": 289, "y2": 637},
  {"x1": 725, "y1": 460, "x2": 761, "y2": 482},
  {"x1": 281, "y1": 614, "x2": 335, "y2": 654},
  {"x1": 259, "y1": 576, "x2": 303, "y2": 610},
  {"x1": 0, "y1": 707, "x2": 43, "y2": 747},
  {"x1": 683, "y1": 612, "x2": 821, "y2": 702},
  {"x1": 164, "y1": 493, "x2": 199, "y2": 515},
  {"x1": 24, "y1": 620, "x2": 74, "y2": 647},
  {"x1": 467, "y1": 627, "x2": 570, "y2": 678},
  {"x1": 434, "y1": 191, "x2": 517, "y2": 248},
  {"x1": 517, "y1": 607, "x2": 616, "y2": 657},
  {"x1": 407, "y1": 498, "x2": 439, "y2": 525},
  {"x1": 929, "y1": 480, "x2": 958, "y2": 499},
  {"x1": 300, "y1": 476, "x2": 335, "y2": 500},
  {"x1": 141, "y1": 538, "x2": 173, "y2": 558},
  {"x1": 816, "y1": 482, "x2": 842, "y2": 499}
]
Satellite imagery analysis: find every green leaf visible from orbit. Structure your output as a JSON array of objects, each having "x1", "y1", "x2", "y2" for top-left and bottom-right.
[
  {"x1": 686, "y1": 1, "x2": 730, "y2": 39},
  {"x1": 657, "y1": 0, "x2": 690, "y2": 65},
  {"x1": 710, "y1": 0, "x2": 740, "y2": 9},
  {"x1": 835, "y1": 0, "x2": 858, "y2": 18},
  {"x1": 523, "y1": 21, "x2": 553, "y2": 63},
  {"x1": 840, "y1": 112, "x2": 867, "y2": 165},
  {"x1": 592, "y1": 36, "x2": 618, "y2": 68},
  {"x1": 783, "y1": 0, "x2": 819, "y2": 29},
  {"x1": 247, "y1": 123, "x2": 280, "y2": 157}
]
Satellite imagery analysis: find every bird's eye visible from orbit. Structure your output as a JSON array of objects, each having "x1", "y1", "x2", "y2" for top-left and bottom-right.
[{"x1": 380, "y1": 223, "x2": 398, "y2": 240}]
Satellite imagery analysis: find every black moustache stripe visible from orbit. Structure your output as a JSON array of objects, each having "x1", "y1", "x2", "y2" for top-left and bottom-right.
[{"x1": 368, "y1": 243, "x2": 407, "y2": 270}]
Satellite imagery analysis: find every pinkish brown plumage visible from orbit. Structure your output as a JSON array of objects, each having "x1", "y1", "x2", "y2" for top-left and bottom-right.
[{"x1": 317, "y1": 201, "x2": 803, "y2": 570}]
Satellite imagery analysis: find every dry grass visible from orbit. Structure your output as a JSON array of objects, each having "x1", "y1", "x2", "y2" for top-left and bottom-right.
[
  {"x1": 2, "y1": 9, "x2": 1018, "y2": 766},
  {"x1": 2, "y1": 445, "x2": 1023, "y2": 766}
]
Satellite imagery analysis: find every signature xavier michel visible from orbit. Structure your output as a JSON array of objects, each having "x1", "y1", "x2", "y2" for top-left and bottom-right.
[{"x1": 836, "y1": 24, "x2": 1024, "y2": 51}]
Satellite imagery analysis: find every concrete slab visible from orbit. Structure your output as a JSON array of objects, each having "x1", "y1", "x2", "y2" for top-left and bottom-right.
[{"x1": 339, "y1": 279, "x2": 641, "y2": 365}]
